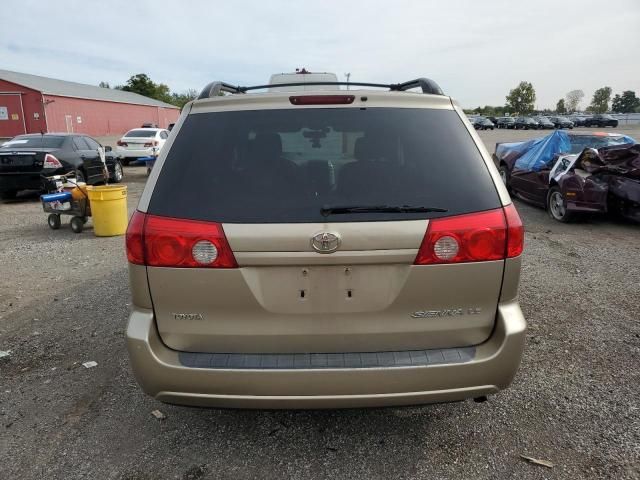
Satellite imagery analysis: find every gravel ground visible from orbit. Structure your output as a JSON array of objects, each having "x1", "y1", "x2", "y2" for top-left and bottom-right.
[{"x1": 1, "y1": 128, "x2": 639, "y2": 479}]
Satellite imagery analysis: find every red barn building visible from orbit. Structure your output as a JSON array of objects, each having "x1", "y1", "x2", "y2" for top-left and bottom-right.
[{"x1": 0, "y1": 69, "x2": 180, "y2": 138}]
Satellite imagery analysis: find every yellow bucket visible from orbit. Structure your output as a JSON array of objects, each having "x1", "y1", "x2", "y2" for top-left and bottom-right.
[{"x1": 86, "y1": 185, "x2": 128, "y2": 237}]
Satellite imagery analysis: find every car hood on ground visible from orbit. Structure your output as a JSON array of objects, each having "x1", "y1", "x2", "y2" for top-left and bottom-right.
[{"x1": 578, "y1": 143, "x2": 640, "y2": 176}]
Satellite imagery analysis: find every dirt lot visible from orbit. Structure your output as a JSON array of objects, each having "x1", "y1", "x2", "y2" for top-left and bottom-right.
[{"x1": 1, "y1": 127, "x2": 639, "y2": 479}]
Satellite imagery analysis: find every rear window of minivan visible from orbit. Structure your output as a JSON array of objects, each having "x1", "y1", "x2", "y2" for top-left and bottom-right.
[{"x1": 148, "y1": 108, "x2": 501, "y2": 223}]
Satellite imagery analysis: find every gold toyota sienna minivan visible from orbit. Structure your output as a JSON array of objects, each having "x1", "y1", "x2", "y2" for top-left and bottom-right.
[{"x1": 125, "y1": 77, "x2": 526, "y2": 409}]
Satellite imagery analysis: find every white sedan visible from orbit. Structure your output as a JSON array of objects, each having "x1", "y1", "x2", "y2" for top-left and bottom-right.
[{"x1": 115, "y1": 128, "x2": 169, "y2": 165}]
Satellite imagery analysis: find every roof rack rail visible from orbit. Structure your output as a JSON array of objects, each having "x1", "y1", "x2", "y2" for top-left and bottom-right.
[
  {"x1": 389, "y1": 78, "x2": 444, "y2": 96},
  {"x1": 196, "y1": 82, "x2": 245, "y2": 99},
  {"x1": 197, "y1": 77, "x2": 444, "y2": 99}
]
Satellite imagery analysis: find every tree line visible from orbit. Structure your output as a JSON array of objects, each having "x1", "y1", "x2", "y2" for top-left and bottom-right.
[
  {"x1": 467, "y1": 82, "x2": 640, "y2": 116},
  {"x1": 104, "y1": 74, "x2": 640, "y2": 115},
  {"x1": 99, "y1": 74, "x2": 198, "y2": 109}
]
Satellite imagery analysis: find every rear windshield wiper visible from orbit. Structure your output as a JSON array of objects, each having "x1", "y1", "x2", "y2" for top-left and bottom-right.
[{"x1": 320, "y1": 205, "x2": 448, "y2": 217}]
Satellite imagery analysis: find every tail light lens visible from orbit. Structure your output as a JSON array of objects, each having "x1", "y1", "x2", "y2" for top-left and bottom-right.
[
  {"x1": 117, "y1": 140, "x2": 127, "y2": 147},
  {"x1": 289, "y1": 95, "x2": 355, "y2": 105},
  {"x1": 414, "y1": 205, "x2": 523, "y2": 265},
  {"x1": 125, "y1": 211, "x2": 237, "y2": 268},
  {"x1": 43, "y1": 154, "x2": 63, "y2": 169}
]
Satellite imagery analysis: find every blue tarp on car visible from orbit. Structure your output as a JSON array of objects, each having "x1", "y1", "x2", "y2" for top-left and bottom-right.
[
  {"x1": 503, "y1": 131, "x2": 572, "y2": 172},
  {"x1": 496, "y1": 131, "x2": 636, "y2": 172}
]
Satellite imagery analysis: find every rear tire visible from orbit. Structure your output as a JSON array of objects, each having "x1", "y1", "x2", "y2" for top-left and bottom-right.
[
  {"x1": 498, "y1": 164, "x2": 513, "y2": 194},
  {"x1": 110, "y1": 161, "x2": 123, "y2": 183},
  {"x1": 48, "y1": 214, "x2": 61, "y2": 230},
  {"x1": 70, "y1": 216, "x2": 84, "y2": 233},
  {"x1": 547, "y1": 187, "x2": 575, "y2": 222}
]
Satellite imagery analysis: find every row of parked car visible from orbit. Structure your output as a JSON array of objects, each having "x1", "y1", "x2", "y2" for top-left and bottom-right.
[{"x1": 470, "y1": 113, "x2": 620, "y2": 131}]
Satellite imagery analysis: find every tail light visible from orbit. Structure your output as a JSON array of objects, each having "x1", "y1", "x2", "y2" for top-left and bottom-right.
[
  {"x1": 117, "y1": 140, "x2": 127, "y2": 147},
  {"x1": 126, "y1": 211, "x2": 237, "y2": 268},
  {"x1": 143, "y1": 141, "x2": 159, "y2": 147},
  {"x1": 43, "y1": 154, "x2": 63, "y2": 169},
  {"x1": 414, "y1": 204, "x2": 523, "y2": 265},
  {"x1": 289, "y1": 95, "x2": 355, "y2": 105}
]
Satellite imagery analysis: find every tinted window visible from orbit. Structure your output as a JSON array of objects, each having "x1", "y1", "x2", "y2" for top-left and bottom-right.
[
  {"x1": 125, "y1": 130, "x2": 158, "y2": 138},
  {"x1": 84, "y1": 137, "x2": 101, "y2": 150},
  {"x1": 149, "y1": 108, "x2": 501, "y2": 223},
  {"x1": 1, "y1": 135, "x2": 65, "y2": 148},
  {"x1": 73, "y1": 137, "x2": 89, "y2": 150}
]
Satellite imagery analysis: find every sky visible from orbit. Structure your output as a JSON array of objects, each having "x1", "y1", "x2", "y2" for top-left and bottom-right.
[{"x1": 1, "y1": 0, "x2": 639, "y2": 109}]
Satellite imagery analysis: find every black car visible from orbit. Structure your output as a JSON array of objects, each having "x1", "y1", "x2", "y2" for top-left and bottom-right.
[
  {"x1": 473, "y1": 117, "x2": 495, "y2": 130},
  {"x1": 486, "y1": 116, "x2": 499, "y2": 124},
  {"x1": 514, "y1": 117, "x2": 540, "y2": 130},
  {"x1": 534, "y1": 116, "x2": 555, "y2": 129},
  {"x1": 496, "y1": 117, "x2": 516, "y2": 129},
  {"x1": 0, "y1": 134, "x2": 123, "y2": 200},
  {"x1": 568, "y1": 115, "x2": 587, "y2": 127},
  {"x1": 584, "y1": 114, "x2": 618, "y2": 128},
  {"x1": 548, "y1": 116, "x2": 574, "y2": 129}
]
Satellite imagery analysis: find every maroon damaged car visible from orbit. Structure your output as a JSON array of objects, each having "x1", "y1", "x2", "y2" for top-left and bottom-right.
[{"x1": 494, "y1": 131, "x2": 638, "y2": 222}]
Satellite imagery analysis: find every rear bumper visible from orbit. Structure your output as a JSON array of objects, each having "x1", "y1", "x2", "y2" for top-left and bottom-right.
[
  {"x1": 115, "y1": 147, "x2": 156, "y2": 158},
  {"x1": 0, "y1": 173, "x2": 42, "y2": 192},
  {"x1": 126, "y1": 302, "x2": 526, "y2": 409}
]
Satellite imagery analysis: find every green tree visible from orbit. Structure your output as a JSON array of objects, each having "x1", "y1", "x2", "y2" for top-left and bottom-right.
[
  {"x1": 505, "y1": 81, "x2": 536, "y2": 114},
  {"x1": 611, "y1": 91, "x2": 640, "y2": 113},
  {"x1": 118, "y1": 73, "x2": 158, "y2": 98},
  {"x1": 153, "y1": 82, "x2": 173, "y2": 104},
  {"x1": 98, "y1": 81, "x2": 110, "y2": 88},
  {"x1": 588, "y1": 86, "x2": 612, "y2": 113},
  {"x1": 556, "y1": 99, "x2": 566, "y2": 114},
  {"x1": 117, "y1": 73, "x2": 181, "y2": 105},
  {"x1": 171, "y1": 89, "x2": 198, "y2": 108},
  {"x1": 115, "y1": 73, "x2": 198, "y2": 107},
  {"x1": 565, "y1": 90, "x2": 584, "y2": 112}
]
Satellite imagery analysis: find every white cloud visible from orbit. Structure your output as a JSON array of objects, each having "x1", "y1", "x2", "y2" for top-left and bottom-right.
[{"x1": 1, "y1": 0, "x2": 639, "y2": 108}]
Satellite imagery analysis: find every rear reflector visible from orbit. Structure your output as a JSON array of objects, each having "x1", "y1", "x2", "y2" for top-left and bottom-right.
[
  {"x1": 289, "y1": 95, "x2": 355, "y2": 105},
  {"x1": 414, "y1": 205, "x2": 523, "y2": 265},
  {"x1": 125, "y1": 211, "x2": 237, "y2": 268},
  {"x1": 43, "y1": 154, "x2": 63, "y2": 169}
]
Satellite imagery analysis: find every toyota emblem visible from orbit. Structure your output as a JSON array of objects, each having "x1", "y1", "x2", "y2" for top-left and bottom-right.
[{"x1": 311, "y1": 232, "x2": 341, "y2": 254}]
